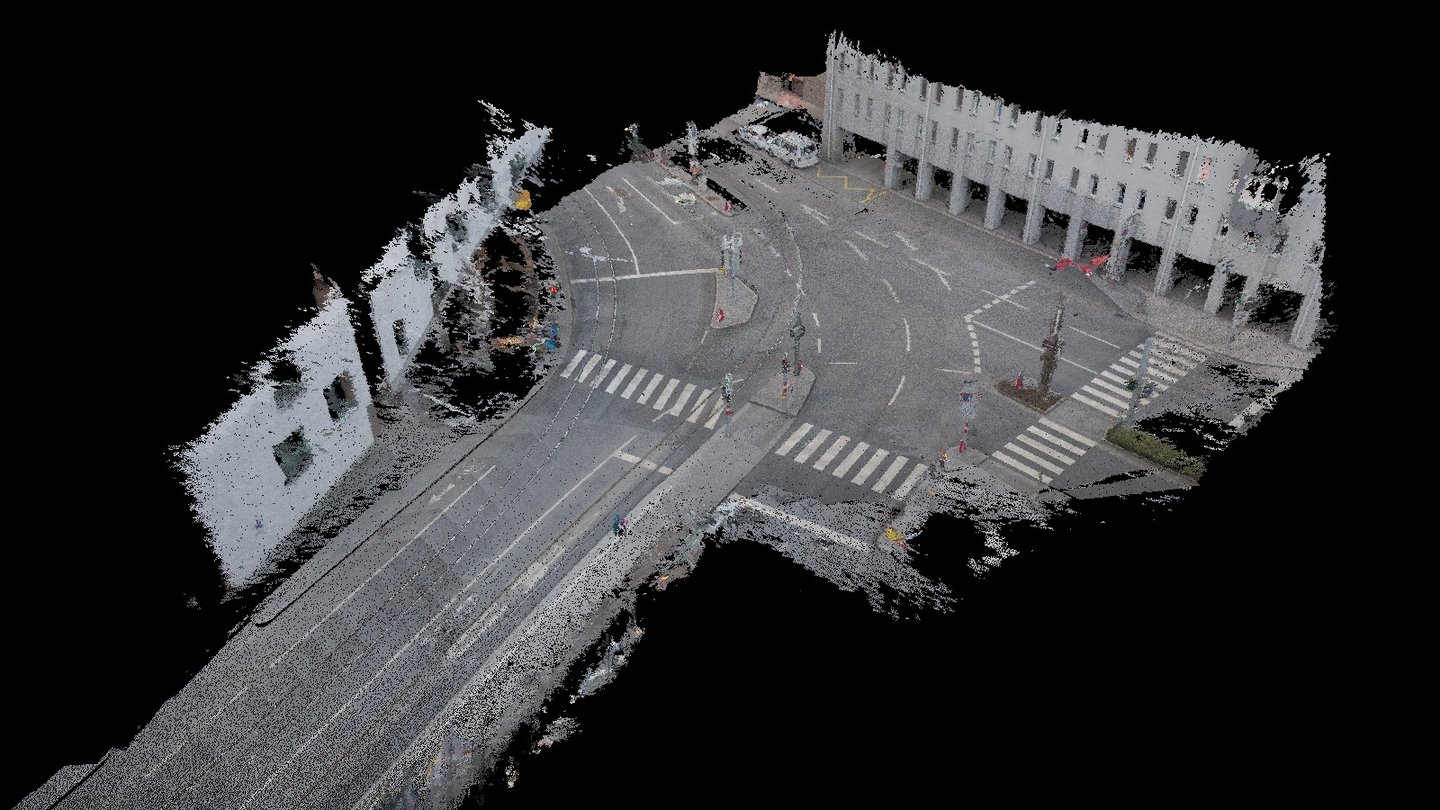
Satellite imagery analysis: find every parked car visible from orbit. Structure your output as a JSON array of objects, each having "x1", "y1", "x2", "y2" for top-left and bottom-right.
[
  {"x1": 736, "y1": 124, "x2": 774, "y2": 151},
  {"x1": 766, "y1": 131, "x2": 819, "y2": 168}
]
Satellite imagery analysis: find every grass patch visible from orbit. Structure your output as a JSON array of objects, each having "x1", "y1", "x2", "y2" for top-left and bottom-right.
[{"x1": 1107, "y1": 424, "x2": 1207, "y2": 480}]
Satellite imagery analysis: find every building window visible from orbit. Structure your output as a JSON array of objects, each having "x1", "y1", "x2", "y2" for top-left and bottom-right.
[
  {"x1": 1028, "y1": 154, "x2": 1038, "y2": 177},
  {"x1": 1164, "y1": 198, "x2": 1178, "y2": 221},
  {"x1": 915, "y1": 114, "x2": 924, "y2": 139},
  {"x1": 323, "y1": 371, "x2": 358, "y2": 421},
  {"x1": 1053, "y1": 121, "x2": 1063, "y2": 141},
  {"x1": 268, "y1": 352, "x2": 304, "y2": 409},
  {"x1": 955, "y1": 88, "x2": 964, "y2": 110},
  {"x1": 1145, "y1": 142, "x2": 1158, "y2": 167},
  {"x1": 1198, "y1": 156, "x2": 1212, "y2": 183},
  {"x1": 1070, "y1": 167, "x2": 1080, "y2": 189},
  {"x1": 993, "y1": 100, "x2": 1003, "y2": 122},
  {"x1": 1272, "y1": 232, "x2": 1288, "y2": 254},
  {"x1": 884, "y1": 104, "x2": 892, "y2": 126},
  {"x1": 1034, "y1": 114, "x2": 1044, "y2": 136},
  {"x1": 966, "y1": 133, "x2": 975, "y2": 153},
  {"x1": 1218, "y1": 215, "x2": 1229, "y2": 237},
  {"x1": 1174, "y1": 150, "x2": 1191, "y2": 178},
  {"x1": 854, "y1": 92, "x2": 861, "y2": 116},
  {"x1": 1125, "y1": 137, "x2": 1137, "y2": 161},
  {"x1": 1004, "y1": 145, "x2": 1013, "y2": 166},
  {"x1": 1137, "y1": 189, "x2": 1147, "y2": 210},
  {"x1": 951, "y1": 128, "x2": 960, "y2": 153},
  {"x1": 1080, "y1": 127, "x2": 1089, "y2": 147},
  {"x1": 970, "y1": 94, "x2": 981, "y2": 114},
  {"x1": 1097, "y1": 132, "x2": 1108, "y2": 153},
  {"x1": 1045, "y1": 159, "x2": 1055, "y2": 180},
  {"x1": 273, "y1": 428, "x2": 314, "y2": 486},
  {"x1": 1010, "y1": 107, "x2": 1020, "y2": 127},
  {"x1": 1089, "y1": 174, "x2": 1100, "y2": 195},
  {"x1": 1187, "y1": 205, "x2": 1199, "y2": 226},
  {"x1": 930, "y1": 120, "x2": 939, "y2": 144},
  {"x1": 989, "y1": 140, "x2": 997, "y2": 162},
  {"x1": 1116, "y1": 183, "x2": 1126, "y2": 205},
  {"x1": 866, "y1": 97, "x2": 873, "y2": 120}
]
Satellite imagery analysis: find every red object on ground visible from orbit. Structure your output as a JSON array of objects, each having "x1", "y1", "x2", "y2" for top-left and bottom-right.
[
  {"x1": 724, "y1": 199, "x2": 732, "y2": 212},
  {"x1": 716, "y1": 308, "x2": 725, "y2": 322},
  {"x1": 1091, "y1": 255, "x2": 1109, "y2": 266},
  {"x1": 1057, "y1": 257, "x2": 1075, "y2": 270},
  {"x1": 957, "y1": 440, "x2": 966, "y2": 454},
  {"x1": 1014, "y1": 374, "x2": 1023, "y2": 389}
]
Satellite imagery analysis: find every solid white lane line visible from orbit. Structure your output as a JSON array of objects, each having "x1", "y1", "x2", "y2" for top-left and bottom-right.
[
  {"x1": 851, "y1": 449, "x2": 890, "y2": 486},
  {"x1": 832, "y1": 442, "x2": 870, "y2": 478},
  {"x1": 812, "y1": 312, "x2": 820, "y2": 327},
  {"x1": 239, "y1": 427, "x2": 629, "y2": 810},
  {"x1": 1072, "y1": 392, "x2": 1120, "y2": 416},
  {"x1": 845, "y1": 239, "x2": 868, "y2": 261},
  {"x1": 880, "y1": 278, "x2": 900, "y2": 303},
  {"x1": 777, "y1": 423, "x2": 814, "y2": 456},
  {"x1": 973, "y1": 320, "x2": 1042, "y2": 351},
  {"x1": 1027, "y1": 426, "x2": 1088, "y2": 457},
  {"x1": 852, "y1": 230, "x2": 890, "y2": 248},
  {"x1": 813, "y1": 435, "x2": 849, "y2": 471},
  {"x1": 911, "y1": 256, "x2": 951, "y2": 290},
  {"x1": 1017, "y1": 433, "x2": 1075, "y2": 464},
  {"x1": 559, "y1": 350, "x2": 588, "y2": 378},
  {"x1": 888, "y1": 375, "x2": 906, "y2": 406},
  {"x1": 1004, "y1": 442, "x2": 1065, "y2": 475},
  {"x1": 817, "y1": 338, "x2": 822, "y2": 354},
  {"x1": 1100, "y1": 370, "x2": 1131, "y2": 386},
  {"x1": 1069, "y1": 326, "x2": 1121, "y2": 348},
  {"x1": 269, "y1": 464, "x2": 497, "y2": 668},
  {"x1": 570, "y1": 267, "x2": 718, "y2": 283},
  {"x1": 590, "y1": 358, "x2": 616, "y2": 388},
  {"x1": 935, "y1": 368, "x2": 967, "y2": 374},
  {"x1": 733, "y1": 496, "x2": 867, "y2": 553},
  {"x1": 1119, "y1": 356, "x2": 1141, "y2": 369},
  {"x1": 890, "y1": 463, "x2": 928, "y2": 499},
  {"x1": 871, "y1": 455, "x2": 909, "y2": 493},
  {"x1": 623, "y1": 177, "x2": 680, "y2": 224},
  {"x1": 652, "y1": 378, "x2": 679, "y2": 410},
  {"x1": 893, "y1": 231, "x2": 917, "y2": 250},
  {"x1": 667, "y1": 383, "x2": 696, "y2": 416},
  {"x1": 1037, "y1": 418, "x2": 1097, "y2": 447},
  {"x1": 902, "y1": 317, "x2": 911, "y2": 352},
  {"x1": 794, "y1": 429, "x2": 833, "y2": 464},
  {"x1": 636, "y1": 372, "x2": 663, "y2": 404},
  {"x1": 577, "y1": 354, "x2": 602, "y2": 383},
  {"x1": 606, "y1": 364, "x2": 632, "y2": 394},
  {"x1": 585, "y1": 187, "x2": 640, "y2": 276},
  {"x1": 615, "y1": 450, "x2": 674, "y2": 475}
]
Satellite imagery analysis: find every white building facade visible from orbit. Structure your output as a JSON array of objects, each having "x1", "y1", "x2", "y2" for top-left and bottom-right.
[{"x1": 821, "y1": 34, "x2": 1326, "y2": 349}]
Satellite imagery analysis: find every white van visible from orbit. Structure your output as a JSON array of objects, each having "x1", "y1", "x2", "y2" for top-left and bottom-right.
[{"x1": 766, "y1": 132, "x2": 819, "y2": 168}]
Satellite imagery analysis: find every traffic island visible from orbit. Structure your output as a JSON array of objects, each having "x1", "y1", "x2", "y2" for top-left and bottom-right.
[
  {"x1": 712, "y1": 270, "x2": 757, "y2": 328},
  {"x1": 750, "y1": 366, "x2": 815, "y2": 416},
  {"x1": 992, "y1": 376, "x2": 1065, "y2": 413}
]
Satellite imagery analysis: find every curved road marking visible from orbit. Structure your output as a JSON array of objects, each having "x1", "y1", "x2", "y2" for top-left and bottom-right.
[
  {"x1": 584, "y1": 187, "x2": 640, "y2": 276},
  {"x1": 888, "y1": 375, "x2": 906, "y2": 406}
]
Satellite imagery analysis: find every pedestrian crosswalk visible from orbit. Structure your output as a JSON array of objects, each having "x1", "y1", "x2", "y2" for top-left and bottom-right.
[
  {"x1": 1071, "y1": 332, "x2": 1207, "y2": 419},
  {"x1": 990, "y1": 416, "x2": 1098, "y2": 485},
  {"x1": 558, "y1": 349, "x2": 733, "y2": 430},
  {"x1": 770, "y1": 422, "x2": 930, "y2": 500}
]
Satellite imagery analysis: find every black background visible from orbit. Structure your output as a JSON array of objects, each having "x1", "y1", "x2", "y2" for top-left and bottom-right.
[{"x1": 9, "y1": 16, "x2": 1362, "y2": 807}]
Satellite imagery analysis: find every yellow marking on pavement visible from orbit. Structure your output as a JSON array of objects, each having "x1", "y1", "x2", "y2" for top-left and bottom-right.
[{"x1": 815, "y1": 166, "x2": 886, "y2": 203}]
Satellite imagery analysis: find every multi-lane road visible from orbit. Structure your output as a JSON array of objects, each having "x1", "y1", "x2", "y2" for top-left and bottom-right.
[{"x1": 42, "y1": 113, "x2": 1248, "y2": 810}]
